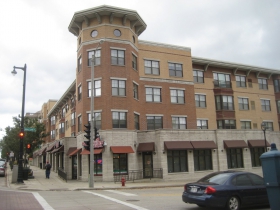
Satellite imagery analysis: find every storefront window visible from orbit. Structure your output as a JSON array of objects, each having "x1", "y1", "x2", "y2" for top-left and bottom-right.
[
  {"x1": 167, "y1": 150, "x2": 188, "y2": 173},
  {"x1": 113, "y1": 154, "x2": 127, "y2": 174}
]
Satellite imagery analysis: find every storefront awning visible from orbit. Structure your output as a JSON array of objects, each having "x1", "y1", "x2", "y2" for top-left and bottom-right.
[
  {"x1": 81, "y1": 149, "x2": 103, "y2": 155},
  {"x1": 39, "y1": 148, "x2": 47, "y2": 156},
  {"x1": 224, "y1": 140, "x2": 248, "y2": 149},
  {"x1": 67, "y1": 147, "x2": 77, "y2": 156},
  {"x1": 137, "y1": 142, "x2": 155, "y2": 152},
  {"x1": 46, "y1": 144, "x2": 55, "y2": 152},
  {"x1": 247, "y1": 140, "x2": 271, "y2": 148},
  {"x1": 110, "y1": 146, "x2": 134, "y2": 154},
  {"x1": 69, "y1": 148, "x2": 82, "y2": 156},
  {"x1": 51, "y1": 145, "x2": 64, "y2": 153},
  {"x1": 164, "y1": 141, "x2": 193, "y2": 150},
  {"x1": 191, "y1": 141, "x2": 218, "y2": 149}
]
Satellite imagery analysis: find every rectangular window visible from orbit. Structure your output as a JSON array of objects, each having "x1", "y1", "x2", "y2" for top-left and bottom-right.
[
  {"x1": 261, "y1": 99, "x2": 271, "y2": 111},
  {"x1": 88, "y1": 50, "x2": 101, "y2": 66},
  {"x1": 88, "y1": 80, "x2": 101, "y2": 97},
  {"x1": 251, "y1": 147, "x2": 264, "y2": 167},
  {"x1": 197, "y1": 120, "x2": 208, "y2": 129},
  {"x1": 112, "y1": 80, "x2": 126, "y2": 96},
  {"x1": 262, "y1": 122, "x2": 273, "y2": 131},
  {"x1": 51, "y1": 130, "x2": 55, "y2": 139},
  {"x1": 238, "y1": 98, "x2": 249, "y2": 110},
  {"x1": 112, "y1": 112, "x2": 127, "y2": 128},
  {"x1": 146, "y1": 87, "x2": 161, "y2": 102},
  {"x1": 94, "y1": 154, "x2": 102, "y2": 175},
  {"x1": 59, "y1": 122, "x2": 65, "y2": 134},
  {"x1": 195, "y1": 94, "x2": 206, "y2": 107},
  {"x1": 169, "y1": 63, "x2": 183, "y2": 77},
  {"x1": 61, "y1": 108, "x2": 66, "y2": 118},
  {"x1": 113, "y1": 153, "x2": 127, "y2": 174},
  {"x1": 78, "y1": 116, "x2": 82, "y2": 132},
  {"x1": 215, "y1": 95, "x2": 234, "y2": 110},
  {"x1": 111, "y1": 49, "x2": 125, "y2": 65},
  {"x1": 193, "y1": 70, "x2": 204, "y2": 83},
  {"x1": 87, "y1": 112, "x2": 102, "y2": 130},
  {"x1": 274, "y1": 79, "x2": 280, "y2": 92},
  {"x1": 147, "y1": 116, "x2": 163, "y2": 130},
  {"x1": 71, "y1": 97, "x2": 75, "y2": 108},
  {"x1": 71, "y1": 112, "x2": 75, "y2": 126},
  {"x1": 134, "y1": 114, "x2": 139, "y2": 130},
  {"x1": 217, "y1": 120, "x2": 236, "y2": 129},
  {"x1": 213, "y1": 73, "x2": 231, "y2": 88},
  {"x1": 51, "y1": 116, "x2": 56, "y2": 125},
  {"x1": 258, "y1": 78, "x2": 268, "y2": 90},
  {"x1": 235, "y1": 75, "x2": 246, "y2": 87},
  {"x1": 170, "y1": 89, "x2": 185, "y2": 104},
  {"x1": 194, "y1": 150, "x2": 213, "y2": 171},
  {"x1": 227, "y1": 148, "x2": 244, "y2": 169},
  {"x1": 78, "y1": 85, "x2": 82, "y2": 101},
  {"x1": 172, "y1": 117, "x2": 187, "y2": 129},
  {"x1": 133, "y1": 83, "x2": 138, "y2": 100},
  {"x1": 241, "y1": 121, "x2": 251, "y2": 129},
  {"x1": 167, "y1": 150, "x2": 188, "y2": 173},
  {"x1": 277, "y1": 100, "x2": 280, "y2": 113},
  {"x1": 78, "y1": 56, "x2": 82, "y2": 72},
  {"x1": 144, "y1": 60, "x2": 160, "y2": 75},
  {"x1": 132, "y1": 54, "x2": 137, "y2": 70}
]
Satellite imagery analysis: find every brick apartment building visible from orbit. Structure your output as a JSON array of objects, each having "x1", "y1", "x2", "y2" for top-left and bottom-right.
[{"x1": 32, "y1": 5, "x2": 280, "y2": 182}]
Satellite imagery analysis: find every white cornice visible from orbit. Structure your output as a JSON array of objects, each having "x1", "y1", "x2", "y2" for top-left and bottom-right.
[
  {"x1": 139, "y1": 40, "x2": 191, "y2": 52},
  {"x1": 140, "y1": 77, "x2": 193, "y2": 85}
]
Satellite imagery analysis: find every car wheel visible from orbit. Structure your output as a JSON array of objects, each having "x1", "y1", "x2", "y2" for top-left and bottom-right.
[{"x1": 227, "y1": 196, "x2": 240, "y2": 210}]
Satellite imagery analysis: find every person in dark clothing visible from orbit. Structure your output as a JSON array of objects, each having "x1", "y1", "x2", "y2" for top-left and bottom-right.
[{"x1": 45, "y1": 161, "x2": 52, "y2": 179}]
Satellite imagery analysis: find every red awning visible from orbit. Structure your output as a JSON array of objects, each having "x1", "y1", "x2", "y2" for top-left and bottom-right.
[
  {"x1": 137, "y1": 142, "x2": 155, "y2": 152},
  {"x1": 164, "y1": 141, "x2": 193, "y2": 150},
  {"x1": 248, "y1": 140, "x2": 271, "y2": 148},
  {"x1": 39, "y1": 148, "x2": 47, "y2": 156},
  {"x1": 46, "y1": 144, "x2": 55, "y2": 152},
  {"x1": 52, "y1": 145, "x2": 64, "y2": 153},
  {"x1": 191, "y1": 141, "x2": 218, "y2": 149},
  {"x1": 69, "y1": 148, "x2": 82, "y2": 156},
  {"x1": 110, "y1": 146, "x2": 134, "y2": 154},
  {"x1": 81, "y1": 149, "x2": 103, "y2": 155},
  {"x1": 224, "y1": 140, "x2": 248, "y2": 149},
  {"x1": 67, "y1": 147, "x2": 77, "y2": 156}
]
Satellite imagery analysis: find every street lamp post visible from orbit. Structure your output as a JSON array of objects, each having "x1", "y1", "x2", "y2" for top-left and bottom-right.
[
  {"x1": 89, "y1": 40, "x2": 104, "y2": 188},
  {"x1": 11, "y1": 64, "x2": 27, "y2": 183},
  {"x1": 261, "y1": 122, "x2": 267, "y2": 152}
]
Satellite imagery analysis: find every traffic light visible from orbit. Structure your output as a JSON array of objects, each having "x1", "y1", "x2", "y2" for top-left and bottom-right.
[
  {"x1": 94, "y1": 127, "x2": 99, "y2": 140},
  {"x1": 26, "y1": 143, "x2": 31, "y2": 153},
  {"x1": 84, "y1": 122, "x2": 91, "y2": 140},
  {"x1": 19, "y1": 130, "x2": 24, "y2": 140}
]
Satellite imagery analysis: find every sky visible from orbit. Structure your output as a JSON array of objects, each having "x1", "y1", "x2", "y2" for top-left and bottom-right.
[{"x1": 0, "y1": 0, "x2": 280, "y2": 140}]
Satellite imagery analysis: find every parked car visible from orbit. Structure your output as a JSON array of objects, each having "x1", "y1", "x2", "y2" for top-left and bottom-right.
[
  {"x1": 182, "y1": 170, "x2": 269, "y2": 210},
  {"x1": 0, "y1": 163, "x2": 5, "y2": 177}
]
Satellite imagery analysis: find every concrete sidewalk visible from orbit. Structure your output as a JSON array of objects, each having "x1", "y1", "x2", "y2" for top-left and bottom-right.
[{"x1": 7, "y1": 166, "x2": 187, "y2": 191}]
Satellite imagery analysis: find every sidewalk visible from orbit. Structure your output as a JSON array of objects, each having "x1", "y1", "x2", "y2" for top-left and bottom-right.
[{"x1": 7, "y1": 166, "x2": 187, "y2": 191}]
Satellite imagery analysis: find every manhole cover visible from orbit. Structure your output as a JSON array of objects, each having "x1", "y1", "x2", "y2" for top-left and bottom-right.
[{"x1": 126, "y1": 200, "x2": 140, "y2": 202}]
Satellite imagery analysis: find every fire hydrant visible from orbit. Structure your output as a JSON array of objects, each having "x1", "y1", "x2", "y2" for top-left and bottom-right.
[{"x1": 121, "y1": 176, "x2": 126, "y2": 187}]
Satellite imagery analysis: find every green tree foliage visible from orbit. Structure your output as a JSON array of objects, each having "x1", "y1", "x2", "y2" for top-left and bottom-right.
[{"x1": 0, "y1": 116, "x2": 49, "y2": 159}]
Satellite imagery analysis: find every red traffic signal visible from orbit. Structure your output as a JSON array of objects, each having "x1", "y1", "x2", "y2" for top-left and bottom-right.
[
  {"x1": 26, "y1": 143, "x2": 32, "y2": 153},
  {"x1": 19, "y1": 131, "x2": 24, "y2": 139}
]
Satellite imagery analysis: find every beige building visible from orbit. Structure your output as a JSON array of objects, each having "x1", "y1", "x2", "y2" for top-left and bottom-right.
[{"x1": 32, "y1": 5, "x2": 280, "y2": 183}]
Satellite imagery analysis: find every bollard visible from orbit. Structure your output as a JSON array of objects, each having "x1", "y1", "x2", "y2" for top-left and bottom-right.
[{"x1": 121, "y1": 176, "x2": 126, "y2": 187}]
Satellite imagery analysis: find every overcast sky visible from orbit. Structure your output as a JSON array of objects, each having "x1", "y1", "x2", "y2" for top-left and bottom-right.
[{"x1": 1, "y1": 0, "x2": 280, "y2": 140}]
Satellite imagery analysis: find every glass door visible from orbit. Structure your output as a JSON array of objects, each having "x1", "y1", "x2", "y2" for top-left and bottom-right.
[
  {"x1": 72, "y1": 156, "x2": 77, "y2": 179},
  {"x1": 143, "y1": 152, "x2": 153, "y2": 178}
]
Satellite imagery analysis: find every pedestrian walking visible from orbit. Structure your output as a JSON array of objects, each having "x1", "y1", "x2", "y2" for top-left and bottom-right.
[{"x1": 45, "y1": 161, "x2": 52, "y2": 179}]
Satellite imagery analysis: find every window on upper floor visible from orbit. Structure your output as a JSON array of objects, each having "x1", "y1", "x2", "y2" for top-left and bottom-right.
[
  {"x1": 172, "y1": 117, "x2": 187, "y2": 129},
  {"x1": 169, "y1": 63, "x2": 183, "y2": 77},
  {"x1": 88, "y1": 50, "x2": 101, "y2": 66},
  {"x1": 78, "y1": 85, "x2": 82, "y2": 101},
  {"x1": 133, "y1": 83, "x2": 138, "y2": 100},
  {"x1": 197, "y1": 119, "x2": 208, "y2": 129},
  {"x1": 235, "y1": 75, "x2": 246, "y2": 87},
  {"x1": 88, "y1": 80, "x2": 101, "y2": 97},
  {"x1": 193, "y1": 70, "x2": 204, "y2": 83},
  {"x1": 274, "y1": 79, "x2": 280, "y2": 92},
  {"x1": 51, "y1": 130, "x2": 55, "y2": 139},
  {"x1": 111, "y1": 49, "x2": 125, "y2": 65},
  {"x1": 134, "y1": 113, "x2": 139, "y2": 130},
  {"x1": 195, "y1": 94, "x2": 206, "y2": 108},
  {"x1": 170, "y1": 89, "x2": 185, "y2": 104},
  {"x1": 61, "y1": 108, "x2": 66, "y2": 118},
  {"x1": 213, "y1": 73, "x2": 231, "y2": 88},
  {"x1": 77, "y1": 56, "x2": 82, "y2": 72},
  {"x1": 51, "y1": 116, "x2": 55, "y2": 125},
  {"x1": 217, "y1": 120, "x2": 236, "y2": 129},
  {"x1": 147, "y1": 116, "x2": 163, "y2": 130},
  {"x1": 59, "y1": 122, "x2": 65, "y2": 134},
  {"x1": 112, "y1": 112, "x2": 127, "y2": 128},
  {"x1": 261, "y1": 99, "x2": 271, "y2": 111},
  {"x1": 78, "y1": 116, "x2": 82, "y2": 132},
  {"x1": 238, "y1": 97, "x2": 249, "y2": 110},
  {"x1": 87, "y1": 112, "x2": 101, "y2": 130},
  {"x1": 258, "y1": 78, "x2": 268, "y2": 90},
  {"x1": 215, "y1": 95, "x2": 234, "y2": 110},
  {"x1": 71, "y1": 112, "x2": 75, "y2": 126},
  {"x1": 262, "y1": 121, "x2": 273, "y2": 131},
  {"x1": 146, "y1": 87, "x2": 161, "y2": 102},
  {"x1": 241, "y1": 121, "x2": 251, "y2": 129},
  {"x1": 112, "y1": 80, "x2": 126, "y2": 96},
  {"x1": 144, "y1": 60, "x2": 160, "y2": 75},
  {"x1": 132, "y1": 54, "x2": 137, "y2": 70},
  {"x1": 277, "y1": 100, "x2": 280, "y2": 113}
]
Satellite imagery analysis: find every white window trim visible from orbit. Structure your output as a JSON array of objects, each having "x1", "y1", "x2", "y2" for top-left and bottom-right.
[
  {"x1": 110, "y1": 47, "x2": 126, "y2": 51},
  {"x1": 171, "y1": 115, "x2": 188, "y2": 118},
  {"x1": 263, "y1": 120, "x2": 273, "y2": 122},
  {"x1": 143, "y1": 58, "x2": 160, "y2": 61},
  {"x1": 134, "y1": 111, "x2": 140, "y2": 115},
  {"x1": 195, "y1": 93, "x2": 206, "y2": 95},
  {"x1": 132, "y1": 52, "x2": 138, "y2": 57},
  {"x1": 86, "y1": 47, "x2": 102, "y2": 52},
  {"x1": 170, "y1": 87, "x2": 185, "y2": 90},
  {"x1": 168, "y1": 61, "x2": 183, "y2": 65},
  {"x1": 213, "y1": 71, "x2": 231, "y2": 75},
  {"x1": 86, "y1": 77, "x2": 102, "y2": 82},
  {"x1": 110, "y1": 77, "x2": 127, "y2": 81},
  {"x1": 111, "y1": 109, "x2": 128, "y2": 112},
  {"x1": 240, "y1": 119, "x2": 252, "y2": 121},
  {"x1": 133, "y1": 81, "x2": 139, "y2": 86},
  {"x1": 146, "y1": 114, "x2": 163, "y2": 116},
  {"x1": 145, "y1": 85, "x2": 162, "y2": 88},
  {"x1": 86, "y1": 110, "x2": 102, "y2": 114},
  {"x1": 197, "y1": 118, "x2": 209, "y2": 120},
  {"x1": 237, "y1": 96, "x2": 249, "y2": 99}
]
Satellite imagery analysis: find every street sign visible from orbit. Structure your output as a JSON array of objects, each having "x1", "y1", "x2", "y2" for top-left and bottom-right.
[{"x1": 24, "y1": 127, "x2": 36, "y2": 132}]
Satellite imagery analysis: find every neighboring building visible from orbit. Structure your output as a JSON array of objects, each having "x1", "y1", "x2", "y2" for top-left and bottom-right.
[{"x1": 33, "y1": 5, "x2": 280, "y2": 182}]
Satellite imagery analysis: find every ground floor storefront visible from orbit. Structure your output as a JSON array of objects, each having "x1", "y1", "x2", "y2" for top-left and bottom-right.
[{"x1": 32, "y1": 129, "x2": 280, "y2": 182}]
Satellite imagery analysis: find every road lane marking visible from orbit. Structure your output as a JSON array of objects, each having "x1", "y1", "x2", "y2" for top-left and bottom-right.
[
  {"x1": 32, "y1": 192, "x2": 54, "y2": 210},
  {"x1": 83, "y1": 191, "x2": 149, "y2": 210},
  {"x1": 105, "y1": 190, "x2": 137, "y2": 196}
]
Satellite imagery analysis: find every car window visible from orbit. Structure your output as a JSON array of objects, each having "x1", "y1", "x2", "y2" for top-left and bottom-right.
[
  {"x1": 248, "y1": 174, "x2": 264, "y2": 185},
  {"x1": 234, "y1": 174, "x2": 253, "y2": 186},
  {"x1": 198, "y1": 173, "x2": 232, "y2": 185}
]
